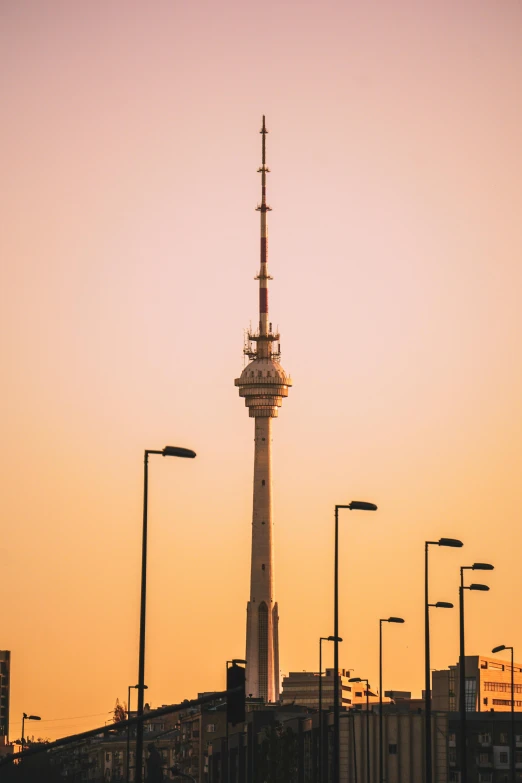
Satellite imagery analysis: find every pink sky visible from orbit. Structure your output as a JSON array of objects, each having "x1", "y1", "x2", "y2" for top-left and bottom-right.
[{"x1": 2, "y1": 0, "x2": 522, "y2": 740}]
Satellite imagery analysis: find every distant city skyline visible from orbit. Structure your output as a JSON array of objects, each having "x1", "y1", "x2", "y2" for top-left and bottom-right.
[{"x1": 2, "y1": 0, "x2": 522, "y2": 742}]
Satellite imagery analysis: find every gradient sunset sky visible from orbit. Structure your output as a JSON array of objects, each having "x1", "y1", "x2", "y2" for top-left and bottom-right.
[{"x1": 2, "y1": 0, "x2": 522, "y2": 741}]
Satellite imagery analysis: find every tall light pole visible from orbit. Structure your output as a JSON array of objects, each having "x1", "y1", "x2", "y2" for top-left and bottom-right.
[
  {"x1": 492, "y1": 645, "x2": 515, "y2": 783},
  {"x1": 425, "y1": 538, "x2": 462, "y2": 783},
  {"x1": 21, "y1": 713, "x2": 41, "y2": 758},
  {"x1": 127, "y1": 683, "x2": 147, "y2": 783},
  {"x1": 349, "y1": 677, "x2": 371, "y2": 783},
  {"x1": 459, "y1": 564, "x2": 493, "y2": 782},
  {"x1": 333, "y1": 501, "x2": 377, "y2": 783},
  {"x1": 378, "y1": 617, "x2": 404, "y2": 783},
  {"x1": 135, "y1": 446, "x2": 196, "y2": 783},
  {"x1": 320, "y1": 636, "x2": 341, "y2": 783},
  {"x1": 225, "y1": 658, "x2": 247, "y2": 783}
]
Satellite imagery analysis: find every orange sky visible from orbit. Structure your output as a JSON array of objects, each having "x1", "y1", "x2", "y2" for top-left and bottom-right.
[{"x1": 2, "y1": 0, "x2": 522, "y2": 741}]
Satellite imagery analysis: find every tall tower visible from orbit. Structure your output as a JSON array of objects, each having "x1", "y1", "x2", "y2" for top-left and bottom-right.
[{"x1": 235, "y1": 117, "x2": 292, "y2": 702}]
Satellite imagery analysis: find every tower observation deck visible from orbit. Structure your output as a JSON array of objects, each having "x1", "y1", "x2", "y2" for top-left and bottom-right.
[{"x1": 234, "y1": 117, "x2": 292, "y2": 702}]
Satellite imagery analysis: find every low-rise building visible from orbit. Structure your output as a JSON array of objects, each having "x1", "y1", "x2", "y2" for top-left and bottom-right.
[
  {"x1": 207, "y1": 706, "x2": 450, "y2": 782},
  {"x1": 433, "y1": 655, "x2": 522, "y2": 714},
  {"x1": 281, "y1": 668, "x2": 392, "y2": 712},
  {"x1": 447, "y1": 711, "x2": 522, "y2": 782}
]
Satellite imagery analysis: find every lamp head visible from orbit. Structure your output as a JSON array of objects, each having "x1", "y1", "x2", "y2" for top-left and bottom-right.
[
  {"x1": 231, "y1": 659, "x2": 247, "y2": 665},
  {"x1": 472, "y1": 563, "x2": 494, "y2": 571},
  {"x1": 348, "y1": 501, "x2": 378, "y2": 511},
  {"x1": 435, "y1": 601, "x2": 453, "y2": 609},
  {"x1": 327, "y1": 635, "x2": 343, "y2": 642},
  {"x1": 387, "y1": 617, "x2": 405, "y2": 624},
  {"x1": 28, "y1": 716, "x2": 41, "y2": 721},
  {"x1": 469, "y1": 583, "x2": 489, "y2": 591},
  {"x1": 438, "y1": 538, "x2": 463, "y2": 548},
  {"x1": 348, "y1": 677, "x2": 362, "y2": 683},
  {"x1": 492, "y1": 645, "x2": 507, "y2": 654},
  {"x1": 162, "y1": 446, "x2": 196, "y2": 459}
]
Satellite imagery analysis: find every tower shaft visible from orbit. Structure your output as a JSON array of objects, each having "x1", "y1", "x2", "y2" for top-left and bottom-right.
[{"x1": 245, "y1": 417, "x2": 279, "y2": 701}]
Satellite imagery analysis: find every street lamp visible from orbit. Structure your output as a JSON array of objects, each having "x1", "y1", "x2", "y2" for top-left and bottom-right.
[
  {"x1": 349, "y1": 677, "x2": 371, "y2": 783},
  {"x1": 319, "y1": 636, "x2": 342, "y2": 783},
  {"x1": 492, "y1": 644, "x2": 516, "y2": 783},
  {"x1": 425, "y1": 537, "x2": 462, "y2": 783},
  {"x1": 225, "y1": 658, "x2": 247, "y2": 783},
  {"x1": 21, "y1": 713, "x2": 41, "y2": 758},
  {"x1": 333, "y1": 501, "x2": 377, "y2": 783},
  {"x1": 459, "y1": 563, "x2": 493, "y2": 783},
  {"x1": 135, "y1": 445, "x2": 196, "y2": 783},
  {"x1": 379, "y1": 617, "x2": 404, "y2": 783},
  {"x1": 127, "y1": 684, "x2": 148, "y2": 783}
]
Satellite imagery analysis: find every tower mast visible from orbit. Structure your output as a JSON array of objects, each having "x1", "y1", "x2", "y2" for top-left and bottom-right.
[
  {"x1": 257, "y1": 115, "x2": 271, "y2": 345},
  {"x1": 235, "y1": 118, "x2": 292, "y2": 702}
]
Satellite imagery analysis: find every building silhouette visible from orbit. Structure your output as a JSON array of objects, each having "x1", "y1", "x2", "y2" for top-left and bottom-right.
[{"x1": 0, "y1": 651, "x2": 10, "y2": 746}]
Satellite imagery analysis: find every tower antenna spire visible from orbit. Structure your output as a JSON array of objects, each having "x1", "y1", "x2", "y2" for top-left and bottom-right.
[
  {"x1": 261, "y1": 114, "x2": 267, "y2": 166},
  {"x1": 256, "y1": 115, "x2": 271, "y2": 343}
]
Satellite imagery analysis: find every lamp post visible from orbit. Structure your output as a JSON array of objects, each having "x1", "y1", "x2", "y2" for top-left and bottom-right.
[
  {"x1": 378, "y1": 617, "x2": 404, "y2": 783},
  {"x1": 459, "y1": 564, "x2": 493, "y2": 783},
  {"x1": 349, "y1": 677, "x2": 371, "y2": 783},
  {"x1": 333, "y1": 501, "x2": 377, "y2": 783},
  {"x1": 21, "y1": 713, "x2": 41, "y2": 758},
  {"x1": 226, "y1": 658, "x2": 247, "y2": 783},
  {"x1": 127, "y1": 684, "x2": 147, "y2": 783},
  {"x1": 492, "y1": 645, "x2": 515, "y2": 783},
  {"x1": 135, "y1": 445, "x2": 196, "y2": 783},
  {"x1": 320, "y1": 636, "x2": 342, "y2": 783},
  {"x1": 425, "y1": 538, "x2": 462, "y2": 783}
]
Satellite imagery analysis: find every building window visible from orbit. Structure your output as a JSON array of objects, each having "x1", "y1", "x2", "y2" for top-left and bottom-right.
[
  {"x1": 261, "y1": 480, "x2": 265, "y2": 485},
  {"x1": 478, "y1": 733, "x2": 491, "y2": 744},
  {"x1": 388, "y1": 744, "x2": 397, "y2": 755},
  {"x1": 500, "y1": 733, "x2": 508, "y2": 744},
  {"x1": 499, "y1": 751, "x2": 508, "y2": 764},
  {"x1": 483, "y1": 698, "x2": 488, "y2": 705},
  {"x1": 262, "y1": 564, "x2": 265, "y2": 570},
  {"x1": 465, "y1": 677, "x2": 477, "y2": 712},
  {"x1": 206, "y1": 724, "x2": 216, "y2": 733},
  {"x1": 484, "y1": 682, "x2": 522, "y2": 694}
]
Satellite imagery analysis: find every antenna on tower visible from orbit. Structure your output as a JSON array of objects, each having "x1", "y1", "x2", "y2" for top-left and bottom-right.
[{"x1": 261, "y1": 115, "x2": 267, "y2": 164}]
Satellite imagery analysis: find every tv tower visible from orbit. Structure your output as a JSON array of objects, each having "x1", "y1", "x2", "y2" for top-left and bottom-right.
[{"x1": 235, "y1": 117, "x2": 292, "y2": 702}]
